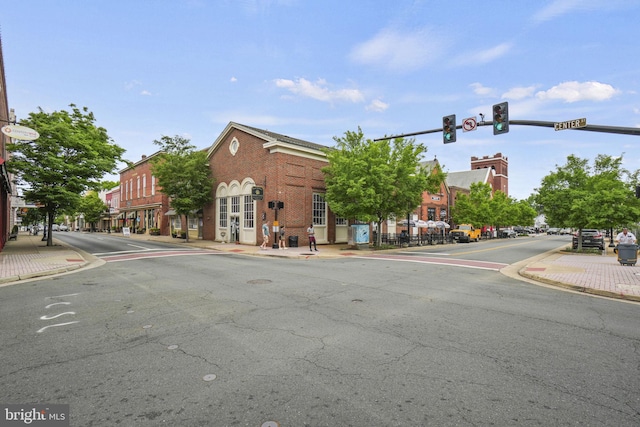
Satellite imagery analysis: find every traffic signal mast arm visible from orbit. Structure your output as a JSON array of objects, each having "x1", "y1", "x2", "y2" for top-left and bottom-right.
[{"x1": 373, "y1": 120, "x2": 640, "y2": 141}]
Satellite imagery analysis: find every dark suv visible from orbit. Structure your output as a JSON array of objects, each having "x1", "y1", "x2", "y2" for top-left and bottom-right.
[{"x1": 572, "y1": 229, "x2": 605, "y2": 250}]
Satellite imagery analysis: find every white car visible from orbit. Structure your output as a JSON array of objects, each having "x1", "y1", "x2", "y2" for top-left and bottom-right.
[
  {"x1": 59, "y1": 224, "x2": 69, "y2": 231},
  {"x1": 51, "y1": 224, "x2": 59, "y2": 231}
]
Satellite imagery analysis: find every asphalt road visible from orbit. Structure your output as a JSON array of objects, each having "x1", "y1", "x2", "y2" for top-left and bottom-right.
[{"x1": 1, "y1": 233, "x2": 638, "y2": 426}]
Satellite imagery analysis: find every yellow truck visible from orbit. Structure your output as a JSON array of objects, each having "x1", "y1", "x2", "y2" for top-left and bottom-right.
[{"x1": 450, "y1": 224, "x2": 481, "y2": 243}]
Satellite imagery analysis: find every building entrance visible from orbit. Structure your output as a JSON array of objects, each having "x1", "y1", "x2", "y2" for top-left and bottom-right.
[{"x1": 230, "y1": 216, "x2": 240, "y2": 243}]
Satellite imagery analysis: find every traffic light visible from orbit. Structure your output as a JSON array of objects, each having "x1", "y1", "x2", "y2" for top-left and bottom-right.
[
  {"x1": 493, "y1": 102, "x2": 509, "y2": 135},
  {"x1": 443, "y1": 114, "x2": 456, "y2": 143}
]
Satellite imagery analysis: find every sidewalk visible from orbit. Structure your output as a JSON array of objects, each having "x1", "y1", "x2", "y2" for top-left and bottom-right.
[{"x1": 1, "y1": 232, "x2": 639, "y2": 302}]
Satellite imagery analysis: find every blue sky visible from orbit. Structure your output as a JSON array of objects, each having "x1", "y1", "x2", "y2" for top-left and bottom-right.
[{"x1": 2, "y1": 0, "x2": 639, "y2": 200}]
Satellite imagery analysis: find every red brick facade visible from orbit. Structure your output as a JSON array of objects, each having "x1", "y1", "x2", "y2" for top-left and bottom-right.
[
  {"x1": 118, "y1": 152, "x2": 171, "y2": 235},
  {"x1": 471, "y1": 152, "x2": 509, "y2": 196},
  {"x1": 202, "y1": 123, "x2": 342, "y2": 247}
]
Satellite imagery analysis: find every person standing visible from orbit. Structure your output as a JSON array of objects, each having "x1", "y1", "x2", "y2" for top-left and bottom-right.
[
  {"x1": 260, "y1": 220, "x2": 270, "y2": 250},
  {"x1": 307, "y1": 223, "x2": 318, "y2": 251},
  {"x1": 279, "y1": 225, "x2": 287, "y2": 250},
  {"x1": 616, "y1": 227, "x2": 637, "y2": 245}
]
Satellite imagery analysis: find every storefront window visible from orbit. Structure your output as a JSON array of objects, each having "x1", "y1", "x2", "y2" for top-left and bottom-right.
[{"x1": 243, "y1": 195, "x2": 254, "y2": 228}]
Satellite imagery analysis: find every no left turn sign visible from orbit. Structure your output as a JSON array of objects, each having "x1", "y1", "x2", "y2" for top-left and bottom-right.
[{"x1": 462, "y1": 117, "x2": 477, "y2": 132}]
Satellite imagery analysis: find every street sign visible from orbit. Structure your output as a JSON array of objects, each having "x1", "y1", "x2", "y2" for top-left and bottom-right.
[
  {"x1": 1, "y1": 124, "x2": 39, "y2": 140},
  {"x1": 251, "y1": 186, "x2": 264, "y2": 200},
  {"x1": 554, "y1": 118, "x2": 587, "y2": 131},
  {"x1": 462, "y1": 117, "x2": 477, "y2": 132}
]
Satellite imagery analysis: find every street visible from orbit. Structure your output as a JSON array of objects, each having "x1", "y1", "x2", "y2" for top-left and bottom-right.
[{"x1": 1, "y1": 233, "x2": 639, "y2": 426}]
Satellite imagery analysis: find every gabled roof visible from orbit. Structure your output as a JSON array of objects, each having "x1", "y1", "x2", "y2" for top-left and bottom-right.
[
  {"x1": 445, "y1": 168, "x2": 493, "y2": 190},
  {"x1": 207, "y1": 122, "x2": 329, "y2": 161}
]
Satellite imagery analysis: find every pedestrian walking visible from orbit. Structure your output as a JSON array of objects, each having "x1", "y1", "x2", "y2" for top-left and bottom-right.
[
  {"x1": 307, "y1": 224, "x2": 318, "y2": 251},
  {"x1": 260, "y1": 220, "x2": 270, "y2": 249},
  {"x1": 279, "y1": 225, "x2": 287, "y2": 249}
]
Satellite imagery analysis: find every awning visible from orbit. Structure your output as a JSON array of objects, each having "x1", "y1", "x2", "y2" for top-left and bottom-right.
[{"x1": 165, "y1": 209, "x2": 176, "y2": 216}]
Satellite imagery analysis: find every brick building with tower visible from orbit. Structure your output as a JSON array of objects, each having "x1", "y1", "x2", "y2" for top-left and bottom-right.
[{"x1": 470, "y1": 152, "x2": 509, "y2": 196}]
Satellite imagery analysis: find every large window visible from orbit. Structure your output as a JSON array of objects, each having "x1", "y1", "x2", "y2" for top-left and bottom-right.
[
  {"x1": 312, "y1": 193, "x2": 326, "y2": 225},
  {"x1": 231, "y1": 196, "x2": 240, "y2": 215},
  {"x1": 427, "y1": 208, "x2": 436, "y2": 221},
  {"x1": 188, "y1": 216, "x2": 198, "y2": 230},
  {"x1": 243, "y1": 195, "x2": 254, "y2": 229},
  {"x1": 219, "y1": 198, "x2": 228, "y2": 228}
]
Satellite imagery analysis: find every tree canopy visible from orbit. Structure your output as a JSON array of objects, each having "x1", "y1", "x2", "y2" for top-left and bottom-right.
[
  {"x1": 150, "y1": 135, "x2": 214, "y2": 242},
  {"x1": 322, "y1": 127, "x2": 445, "y2": 246},
  {"x1": 535, "y1": 154, "x2": 640, "y2": 248},
  {"x1": 7, "y1": 105, "x2": 125, "y2": 245},
  {"x1": 78, "y1": 191, "x2": 107, "y2": 231},
  {"x1": 452, "y1": 182, "x2": 536, "y2": 229}
]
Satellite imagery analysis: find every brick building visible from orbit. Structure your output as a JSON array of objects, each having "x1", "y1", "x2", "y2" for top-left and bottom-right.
[
  {"x1": 471, "y1": 152, "x2": 508, "y2": 196},
  {"x1": 118, "y1": 152, "x2": 171, "y2": 235},
  {"x1": 0, "y1": 37, "x2": 11, "y2": 251},
  {"x1": 202, "y1": 122, "x2": 343, "y2": 247},
  {"x1": 419, "y1": 159, "x2": 450, "y2": 223}
]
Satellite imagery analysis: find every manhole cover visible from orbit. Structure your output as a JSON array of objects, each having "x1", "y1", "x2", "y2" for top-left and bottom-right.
[
  {"x1": 352, "y1": 299, "x2": 363, "y2": 303},
  {"x1": 203, "y1": 374, "x2": 217, "y2": 382},
  {"x1": 247, "y1": 279, "x2": 272, "y2": 285}
]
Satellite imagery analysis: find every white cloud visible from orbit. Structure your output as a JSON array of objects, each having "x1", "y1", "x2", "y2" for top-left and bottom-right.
[
  {"x1": 531, "y1": 0, "x2": 629, "y2": 24},
  {"x1": 230, "y1": 77, "x2": 238, "y2": 83},
  {"x1": 124, "y1": 80, "x2": 141, "y2": 91},
  {"x1": 470, "y1": 83, "x2": 496, "y2": 97},
  {"x1": 503, "y1": 86, "x2": 537, "y2": 100},
  {"x1": 535, "y1": 81, "x2": 619, "y2": 103},
  {"x1": 455, "y1": 43, "x2": 513, "y2": 66},
  {"x1": 274, "y1": 78, "x2": 365, "y2": 103},
  {"x1": 140, "y1": 90, "x2": 152, "y2": 96},
  {"x1": 366, "y1": 99, "x2": 389, "y2": 113},
  {"x1": 349, "y1": 27, "x2": 449, "y2": 72},
  {"x1": 531, "y1": 0, "x2": 583, "y2": 23}
]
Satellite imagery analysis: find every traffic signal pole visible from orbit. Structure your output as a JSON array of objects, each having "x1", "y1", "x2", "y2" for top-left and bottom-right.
[{"x1": 373, "y1": 120, "x2": 640, "y2": 141}]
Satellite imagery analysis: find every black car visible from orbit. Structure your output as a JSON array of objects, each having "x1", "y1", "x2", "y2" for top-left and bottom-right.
[{"x1": 572, "y1": 229, "x2": 605, "y2": 250}]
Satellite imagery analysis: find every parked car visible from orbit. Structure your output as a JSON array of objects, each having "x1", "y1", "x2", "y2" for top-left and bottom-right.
[
  {"x1": 547, "y1": 227, "x2": 560, "y2": 235},
  {"x1": 51, "y1": 224, "x2": 59, "y2": 231},
  {"x1": 59, "y1": 224, "x2": 69, "y2": 231},
  {"x1": 500, "y1": 229, "x2": 517, "y2": 238},
  {"x1": 572, "y1": 229, "x2": 605, "y2": 250}
]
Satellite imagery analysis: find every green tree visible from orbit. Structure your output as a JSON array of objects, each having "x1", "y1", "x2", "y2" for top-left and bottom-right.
[
  {"x1": 452, "y1": 183, "x2": 536, "y2": 232},
  {"x1": 322, "y1": 127, "x2": 445, "y2": 246},
  {"x1": 150, "y1": 135, "x2": 214, "y2": 243},
  {"x1": 21, "y1": 207, "x2": 44, "y2": 233},
  {"x1": 78, "y1": 191, "x2": 107, "y2": 232},
  {"x1": 512, "y1": 199, "x2": 537, "y2": 227},
  {"x1": 7, "y1": 105, "x2": 125, "y2": 245},
  {"x1": 451, "y1": 182, "x2": 493, "y2": 228},
  {"x1": 535, "y1": 154, "x2": 640, "y2": 249}
]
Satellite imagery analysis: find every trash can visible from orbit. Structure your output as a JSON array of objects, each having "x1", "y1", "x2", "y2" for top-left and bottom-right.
[
  {"x1": 617, "y1": 244, "x2": 638, "y2": 266},
  {"x1": 288, "y1": 235, "x2": 298, "y2": 248}
]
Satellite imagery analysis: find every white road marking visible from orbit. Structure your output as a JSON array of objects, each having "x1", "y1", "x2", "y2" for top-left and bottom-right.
[
  {"x1": 40, "y1": 312, "x2": 76, "y2": 320},
  {"x1": 37, "y1": 322, "x2": 79, "y2": 333},
  {"x1": 45, "y1": 302, "x2": 71, "y2": 309}
]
